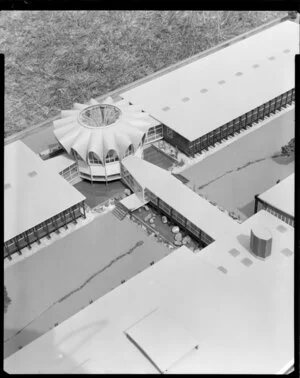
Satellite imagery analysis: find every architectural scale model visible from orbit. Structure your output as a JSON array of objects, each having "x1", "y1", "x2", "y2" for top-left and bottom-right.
[{"x1": 4, "y1": 16, "x2": 297, "y2": 375}]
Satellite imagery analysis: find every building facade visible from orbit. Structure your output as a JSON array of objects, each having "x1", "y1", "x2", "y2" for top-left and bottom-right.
[
  {"x1": 164, "y1": 88, "x2": 295, "y2": 156},
  {"x1": 4, "y1": 201, "x2": 86, "y2": 260}
]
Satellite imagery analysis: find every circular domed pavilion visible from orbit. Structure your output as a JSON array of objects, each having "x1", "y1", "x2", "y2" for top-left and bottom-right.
[{"x1": 53, "y1": 96, "x2": 160, "y2": 182}]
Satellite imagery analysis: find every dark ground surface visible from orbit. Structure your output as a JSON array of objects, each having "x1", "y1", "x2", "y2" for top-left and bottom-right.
[
  {"x1": 74, "y1": 179, "x2": 126, "y2": 208},
  {"x1": 181, "y1": 109, "x2": 295, "y2": 220},
  {"x1": 4, "y1": 212, "x2": 171, "y2": 358},
  {"x1": 143, "y1": 145, "x2": 174, "y2": 170}
]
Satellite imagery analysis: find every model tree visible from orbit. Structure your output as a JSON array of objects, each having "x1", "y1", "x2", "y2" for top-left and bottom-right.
[
  {"x1": 4, "y1": 285, "x2": 11, "y2": 314},
  {"x1": 281, "y1": 138, "x2": 295, "y2": 156}
]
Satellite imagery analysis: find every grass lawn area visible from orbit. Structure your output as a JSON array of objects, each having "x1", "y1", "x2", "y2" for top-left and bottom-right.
[
  {"x1": 74, "y1": 179, "x2": 126, "y2": 208},
  {"x1": 181, "y1": 108, "x2": 294, "y2": 221},
  {"x1": 4, "y1": 212, "x2": 171, "y2": 358},
  {"x1": 3, "y1": 11, "x2": 285, "y2": 137}
]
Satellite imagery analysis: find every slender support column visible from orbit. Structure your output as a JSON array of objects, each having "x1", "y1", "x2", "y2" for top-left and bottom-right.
[
  {"x1": 254, "y1": 194, "x2": 259, "y2": 213},
  {"x1": 24, "y1": 231, "x2": 32, "y2": 250},
  {"x1": 62, "y1": 210, "x2": 68, "y2": 230},
  {"x1": 198, "y1": 228, "x2": 203, "y2": 246},
  {"x1": 82, "y1": 201, "x2": 86, "y2": 219},
  {"x1": 4, "y1": 243, "x2": 10, "y2": 259},
  {"x1": 44, "y1": 221, "x2": 51, "y2": 239},
  {"x1": 52, "y1": 216, "x2": 60, "y2": 234},
  {"x1": 71, "y1": 206, "x2": 77, "y2": 224},
  {"x1": 34, "y1": 227, "x2": 41, "y2": 244},
  {"x1": 14, "y1": 237, "x2": 22, "y2": 255}
]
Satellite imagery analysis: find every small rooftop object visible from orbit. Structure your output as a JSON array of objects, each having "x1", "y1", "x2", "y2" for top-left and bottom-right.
[
  {"x1": 235, "y1": 71, "x2": 243, "y2": 76},
  {"x1": 218, "y1": 266, "x2": 228, "y2": 274},
  {"x1": 181, "y1": 97, "x2": 190, "y2": 102},
  {"x1": 4, "y1": 183, "x2": 11, "y2": 190},
  {"x1": 200, "y1": 88, "x2": 208, "y2": 93},
  {"x1": 250, "y1": 225, "x2": 272, "y2": 258},
  {"x1": 228, "y1": 248, "x2": 240, "y2": 257},
  {"x1": 241, "y1": 257, "x2": 253, "y2": 267},
  {"x1": 280, "y1": 248, "x2": 293, "y2": 257},
  {"x1": 28, "y1": 170, "x2": 37, "y2": 177}
]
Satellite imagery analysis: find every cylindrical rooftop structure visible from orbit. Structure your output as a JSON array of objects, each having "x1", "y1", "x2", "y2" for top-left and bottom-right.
[{"x1": 250, "y1": 225, "x2": 272, "y2": 258}]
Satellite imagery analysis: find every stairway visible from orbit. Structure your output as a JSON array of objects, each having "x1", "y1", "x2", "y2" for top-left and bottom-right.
[{"x1": 112, "y1": 201, "x2": 129, "y2": 221}]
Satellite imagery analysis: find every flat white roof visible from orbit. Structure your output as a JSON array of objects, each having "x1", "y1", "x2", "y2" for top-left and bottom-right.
[
  {"x1": 122, "y1": 156, "x2": 239, "y2": 240},
  {"x1": 121, "y1": 21, "x2": 298, "y2": 141},
  {"x1": 4, "y1": 141, "x2": 85, "y2": 242},
  {"x1": 4, "y1": 210, "x2": 293, "y2": 374},
  {"x1": 125, "y1": 308, "x2": 198, "y2": 373},
  {"x1": 258, "y1": 173, "x2": 294, "y2": 217},
  {"x1": 44, "y1": 153, "x2": 76, "y2": 174}
]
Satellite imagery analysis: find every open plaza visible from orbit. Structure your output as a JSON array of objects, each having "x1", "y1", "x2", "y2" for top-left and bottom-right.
[{"x1": 4, "y1": 17, "x2": 297, "y2": 374}]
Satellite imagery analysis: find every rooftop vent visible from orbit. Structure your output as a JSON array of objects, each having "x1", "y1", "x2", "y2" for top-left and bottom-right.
[
  {"x1": 181, "y1": 97, "x2": 190, "y2": 102},
  {"x1": 277, "y1": 224, "x2": 287, "y2": 233},
  {"x1": 4, "y1": 183, "x2": 11, "y2": 190},
  {"x1": 218, "y1": 266, "x2": 227, "y2": 274},
  {"x1": 252, "y1": 64, "x2": 260, "y2": 69},
  {"x1": 218, "y1": 80, "x2": 226, "y2": 85},
  {"x1": 28, "y1": 171, "x2": 37, "y2": 177},
  {"x1": 200, "y1": 88, "x2": 208, "y2": 93},
  {"x1": 229, "y1": 248, "x2": 240, "y2": 257},
  {"x1": 283, "y1": 49, "x2": 291, "y2": 53},
  {"x1": 280, "y1": 248, "x2": 293, "y2": 257},
  {"x1": 268, "y1": 56, "x2": 276, "y2": 61},
  {"x1": 162, "y1": 106, "x2": 170, "y2": 111},
  {"x1": 235, "y1": 72, "x2": 243, "y2": 76},
  {"x1": 250, "y1": 225, "x2": 272, "y2": 259},
  {"x1": 241, "y1": 257, "x2": 253, "y2": 267}
]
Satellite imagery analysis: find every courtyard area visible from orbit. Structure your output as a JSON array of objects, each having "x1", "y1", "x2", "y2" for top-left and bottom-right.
[
  {"x1": 74, "y1": 179, "x2": 126, "y2": 208},
  {"x1": 181, "y1": 109, "x2": 294, "y2": 221},
  {"x1": 143, "y1": 144, "x2": 175, "y2": 170},
  {"x1": 132, "y1": 205, "x2": 200, "y2": 251},
  {"x1": 4, "y1": 212, "x2": 171, "y2": 359}
]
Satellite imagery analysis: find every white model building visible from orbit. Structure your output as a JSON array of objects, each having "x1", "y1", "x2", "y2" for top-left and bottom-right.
[{"x1": 53, "y1": 96, "x2": 161, "y2": 182}]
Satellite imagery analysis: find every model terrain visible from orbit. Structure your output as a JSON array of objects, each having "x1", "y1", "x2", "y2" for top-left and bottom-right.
[{"x1": 4, "y1": 15, "x2": 297, "y2": 374}]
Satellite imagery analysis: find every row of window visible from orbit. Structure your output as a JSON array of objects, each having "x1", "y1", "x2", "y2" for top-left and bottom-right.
[
  {"x1": 258, "y1": 202, "x2": 294, "y2": 227},
  {"x1": 4, "y1": 204, "x2": 84, "y2": 258},
  {"x1": 189, "y1": 88, "x2": 295, "y2": 155},
  {"x1": 72, "y1": 146, "x2": 135, "y2": 166},
  {"x1": 60, "y1": 164, "x2": 79, "y2": 182},
  {"x1": 144, "y1": 125, "x2": 163, "y2": 144}
]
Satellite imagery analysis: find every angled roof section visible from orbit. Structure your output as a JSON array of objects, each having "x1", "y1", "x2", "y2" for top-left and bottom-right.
[
  {"x1": 4, "y1": 211, "x2": 294, "y2": 374},
  {"x1": 125, "y1": 308, "x2": 198, "y2": 373},
  {"x1": 121, "y1": 20, "x2": 298, "y2": 141},
  {"x1": 122, "y1": 155, "x2": 239, "y2": 240},
  {"x1": 258, "y1": 173, "x2": 294, "y2": 217},
  {"x1": 53, "y1": 97, "x2": 160, "y2": 162},
  {"x1": 4, "y1": 141, "x2": 85, "y2": 242}
]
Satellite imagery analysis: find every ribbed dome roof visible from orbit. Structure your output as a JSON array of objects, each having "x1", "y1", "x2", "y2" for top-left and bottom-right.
[{"x1": 53, "y1": 96, "x2": 159, "y2": 163}]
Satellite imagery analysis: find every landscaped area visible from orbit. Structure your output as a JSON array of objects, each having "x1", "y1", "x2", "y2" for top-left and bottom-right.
[
  {"x1": 143, "y1": 144, "x2": 175, "y2": 170},
  {"x1": 4, "y1": 212, "x2": 171, "y2": 359},
  {"x1": 132, "y1": 205, "x2": 201, "y2": 251},
  {"x1": 181, "y1": 108, "x2": 294, "y2": 221}
]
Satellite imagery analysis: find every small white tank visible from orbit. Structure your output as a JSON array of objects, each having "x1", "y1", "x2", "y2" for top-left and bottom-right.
[{"x1": 250, "y1": 225, "x2": 272, "y2": 258}]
